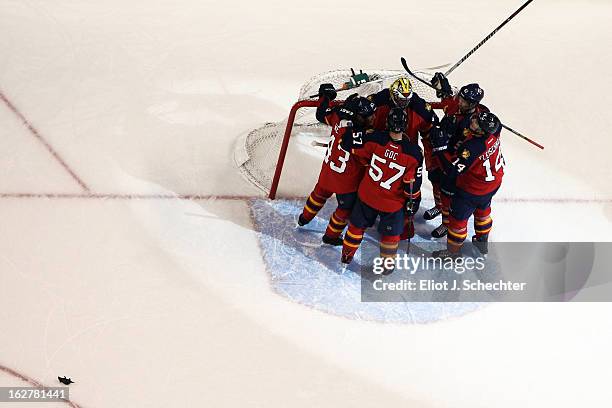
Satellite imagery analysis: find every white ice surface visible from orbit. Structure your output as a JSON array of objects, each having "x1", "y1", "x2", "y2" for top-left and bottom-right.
[{"x1": 1, "y1": 0, "x2": 612, "y2": 407}]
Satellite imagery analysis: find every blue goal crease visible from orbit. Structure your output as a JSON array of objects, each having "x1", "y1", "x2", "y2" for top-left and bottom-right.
[{"x1": 249, "y1": 198, "x2": 485, "y2": 324}]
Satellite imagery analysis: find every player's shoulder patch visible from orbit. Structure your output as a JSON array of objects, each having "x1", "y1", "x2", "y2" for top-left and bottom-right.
[
  {"x1": 461, "y1": 149, "x2": 471, "y2": 159},
  {"x1": 425, "y1": 103, "x2": 432, "y2": 111}
]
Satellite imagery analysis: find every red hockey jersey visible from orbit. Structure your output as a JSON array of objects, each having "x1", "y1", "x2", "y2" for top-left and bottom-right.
[
  {"x1": 343, "y1": 130, "x2": 423, "y2": 213},
  {"x1": 454, "y1": 133, "x2": 505, "y2": 195},
  {"x1": 316, "y1": 112, "x2": 366, "y2": 194}
]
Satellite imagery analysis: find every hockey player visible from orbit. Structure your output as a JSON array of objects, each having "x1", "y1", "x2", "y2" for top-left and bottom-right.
[
  {"x1": 429, "y1": 111, "x2": 505, "y2": 257},
  {"x1": 368, "y1": 77, "x2": 437, "y2": 241},
  {"x1": 298, "y1": 84, "x2": 376, "y2": 246},
  {"x1": 368, "y1": 77, "x2": 437, "y2": 144},
  {"x1": 430, "y1": 72, "x2": 488, "y2": 137},
  {"x1": 425, "y1": 73, "x2": 489, "y2": 239},
  {"x1": 340, "y1": 107, "x2": 423, "y2": 271}
]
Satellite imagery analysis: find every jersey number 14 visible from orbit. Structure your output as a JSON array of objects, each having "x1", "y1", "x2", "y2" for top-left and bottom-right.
[{"x1": 483, "y1": 149, "x2": 506, "y2": 182}]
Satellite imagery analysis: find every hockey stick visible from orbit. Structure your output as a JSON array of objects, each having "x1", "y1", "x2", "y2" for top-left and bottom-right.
[
  {"x1": 444, "y1": 0, "x2": 535, "y2": 76},
  {"x1": 401, "y1": 57, "x2": 437, "y2": 90},
  {"x1": 400, "y1": 57, "x2": 544, "y2": 150},
  {"x1": 500, "y1": 123, "x2": 544, "y2": 150},
  {"x1": 406, "y1": 180, "x2": 415, "y2": 255}
]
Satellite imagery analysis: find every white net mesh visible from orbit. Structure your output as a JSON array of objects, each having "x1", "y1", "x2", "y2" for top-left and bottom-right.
[{"x1": 234, "y1": 69, "x2": 441, "y2": 195}]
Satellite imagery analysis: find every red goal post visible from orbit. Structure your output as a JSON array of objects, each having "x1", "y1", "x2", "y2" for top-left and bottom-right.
[{"x1": 268, "y1": 99, "x2": 342, "y2": 199}]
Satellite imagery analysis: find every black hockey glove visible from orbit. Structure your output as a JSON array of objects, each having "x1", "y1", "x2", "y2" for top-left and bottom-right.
[
  {"x1": 430, "y1": 72, "x2": 443, "y2": 87},
  {"x1": 318, "y1": 83, "x2": 337, "y2": 101},
  {"x1": 429, "y1": 127, "x2": 450, "y2": 152},
  {"x1": 431, "y1": 72, "x2": 452, "y2": 98}
]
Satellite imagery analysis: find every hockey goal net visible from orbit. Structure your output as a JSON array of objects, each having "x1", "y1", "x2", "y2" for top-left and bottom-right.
[{"x1": 234, "y1": 69, "x2": 442, "y2": 199}]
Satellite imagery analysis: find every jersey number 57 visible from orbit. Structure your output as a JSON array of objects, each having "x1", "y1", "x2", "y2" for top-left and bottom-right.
[{"x1": 368, "y1": 154, "x2": 406, "y2": 190}]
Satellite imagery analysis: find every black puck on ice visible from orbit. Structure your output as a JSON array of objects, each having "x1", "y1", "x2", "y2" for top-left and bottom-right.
[{"x1": 58, "y1": 376, "x2": 74, "y2": 385}]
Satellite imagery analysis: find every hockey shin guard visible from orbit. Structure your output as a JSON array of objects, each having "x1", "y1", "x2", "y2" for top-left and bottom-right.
[
  {"x1": 474, "y1": 207, "x2": 492, "y2": 238},
  {"x1": 301, "y1": 184, "x2": 332, "y2": 223},
  {"x1": 325, "y1": 208, "x2": 351, "y2": 239},
  {"x1": 380, "y1": 235, "x2": 400, "y2": 260},
  {"x1": 433, "y1": 183, "x2": 442, "y2": 210},
  {"x1": 441, "y1": 192, "x2": 452, "y2": 227},
  {"x1": 447, "y1": 216, "x2": 468, "y2": 253},
  {"x1": 341, "y1": 224, "x2": 365, "y2": 263}
]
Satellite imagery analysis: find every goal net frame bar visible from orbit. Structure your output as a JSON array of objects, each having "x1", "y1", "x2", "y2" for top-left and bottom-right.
[{"x1": 268, "y1": 99, "x2": 343, "y2": 199}]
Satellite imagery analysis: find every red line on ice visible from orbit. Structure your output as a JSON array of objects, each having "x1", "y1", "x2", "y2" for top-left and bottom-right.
[
  {"x1": 0, "y1": 192, "x2": 609, "y2": 204},
  {"x1": 0, "y1": 90, "x2": 90, "y2": 192},
  {"x1": 0, "y1": 192, "x2": 253, "y2": 200}
]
